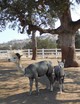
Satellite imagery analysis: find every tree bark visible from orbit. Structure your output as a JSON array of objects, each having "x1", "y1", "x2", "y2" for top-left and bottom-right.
[
  {"x1": 59, "y1": 34, "x2": 80, "y2": 67},
  {"x1": 31, "y1": 30, "x2": 37, "y2": 60},
  {"x1": 32, "y1": 47, "x2": 37, "y2": 60}
]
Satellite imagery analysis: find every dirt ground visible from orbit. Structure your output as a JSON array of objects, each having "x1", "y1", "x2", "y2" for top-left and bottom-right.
[{"x1": 0, "y1": 58, "x2": 80, "y2": 104}]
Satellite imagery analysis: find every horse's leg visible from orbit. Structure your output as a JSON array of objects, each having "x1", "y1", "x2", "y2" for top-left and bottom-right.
[
  {"x1": 58, "y1": 77, "x2": 64, "y2": 93},
  {"x1": 46, "y1": 73, "x2": 54, "y2": 91},
  {"x1": 35, "y1": 76, "x2": 39, "y2": 94},
  {"x1": 29, "y1": 78, "x2": 34, "y2": 95}
]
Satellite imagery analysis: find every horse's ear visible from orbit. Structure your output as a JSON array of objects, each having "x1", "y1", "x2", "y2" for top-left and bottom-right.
[{"x1": 15, "y1": 53, "x2": 22, "y2": 60}]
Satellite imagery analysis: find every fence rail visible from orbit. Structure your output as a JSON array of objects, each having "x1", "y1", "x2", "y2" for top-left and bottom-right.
[
  {"x1": 0, "y1": 48, "x2": 80, "y2": 60},
  {"x1": 22, "y1": 48, "x2": 61, "y2": 58}
]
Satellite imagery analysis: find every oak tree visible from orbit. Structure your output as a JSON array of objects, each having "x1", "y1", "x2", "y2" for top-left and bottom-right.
[{"x1": 0, "y1": 0, "x2": 80, "y2": 67}]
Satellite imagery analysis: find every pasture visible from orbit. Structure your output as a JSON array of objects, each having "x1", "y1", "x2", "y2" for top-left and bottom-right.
[{"x1": 0, "y1": 58, "x2": 80, "y2": 104}]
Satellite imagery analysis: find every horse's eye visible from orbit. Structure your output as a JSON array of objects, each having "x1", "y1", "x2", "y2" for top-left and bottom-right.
[{"x1": 14, "y1": 57, "x2": 16, "y2": 59}]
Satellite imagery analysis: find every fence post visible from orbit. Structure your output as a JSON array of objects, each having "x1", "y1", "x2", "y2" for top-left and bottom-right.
[
  {"x1": 55, "y1": 48, "x2": 58, "y2": 58},
  {"x1": 28, "y1": 49, "x2": 30, "y2": 58},
  {"x1": 42, "y1": 48, "x2": 44, "y2": 58}
]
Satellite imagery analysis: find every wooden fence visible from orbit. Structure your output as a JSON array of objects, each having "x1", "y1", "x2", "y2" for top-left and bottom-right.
[
  {"x1": 0, "y1": 48, "x2": 80, "y2": 60},
  {"x1": 22, "y1": 48, "x2": 61, "y2": 58}
]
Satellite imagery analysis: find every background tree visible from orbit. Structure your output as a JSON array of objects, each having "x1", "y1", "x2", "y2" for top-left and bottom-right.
[
  {"x1": 37, "y1": 37, "x2": 57, "y2": 49},
  {"x1": 31, "y1": 30, "x2": 37, "y2": 60},
  {"x1": 0, "y1": 0, "x2": 55, "y2": 60},
  {"x1": 23, "y1": 37, "x2": 57, "y2": 49},
  {"x1": 0, "y1": 0, "x2": 80, "y2": 67}
]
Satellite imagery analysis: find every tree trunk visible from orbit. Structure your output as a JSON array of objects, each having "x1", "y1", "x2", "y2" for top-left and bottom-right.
[
  {"x1": 59, "y1": 34, "x2": 80, "y2": 67},
  {"x1": 31, "y1": 31, "x2": 37, "y2": 60}
]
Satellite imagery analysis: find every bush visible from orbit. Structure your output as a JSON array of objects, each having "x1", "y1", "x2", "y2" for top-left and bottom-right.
[{"x1": 23, "y1": 37, "x2": 57, "y2": 49}]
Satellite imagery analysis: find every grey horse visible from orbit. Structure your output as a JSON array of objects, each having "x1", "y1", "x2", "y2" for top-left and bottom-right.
[
  {"x1": 53, "y1": 61, "x2": 65, "y2": 93},
  {"x1": 9, "y1": 53, "x2": 54, "y2": 95}
]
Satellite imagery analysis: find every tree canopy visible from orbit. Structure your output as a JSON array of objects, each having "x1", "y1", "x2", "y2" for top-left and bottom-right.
[{"x1": 0, "y1": 0, "x2": 80, "y2": 34}]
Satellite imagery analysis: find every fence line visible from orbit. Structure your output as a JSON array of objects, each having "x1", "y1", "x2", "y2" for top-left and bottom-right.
[
  {"x1": 21, "y1": 48, "x2": 61, "y2": 58},
  {"x1": 0, "y1": 48, "x2": 80, "y2": 60}
]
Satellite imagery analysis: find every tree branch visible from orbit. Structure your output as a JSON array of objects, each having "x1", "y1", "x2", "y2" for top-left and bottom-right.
[
  {"x1": 72, "y1": 19, "x2": 80, "y2": 31},
  {"x1": 28, "y1": 24, "x2": 61, "y2": 35}
]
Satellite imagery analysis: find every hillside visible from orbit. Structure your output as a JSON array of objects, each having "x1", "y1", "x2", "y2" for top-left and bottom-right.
[{"x1": 0, "y1": 34, "x2": 58, "y2": 49}]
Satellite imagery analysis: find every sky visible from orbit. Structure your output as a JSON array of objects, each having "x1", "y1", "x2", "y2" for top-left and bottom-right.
[
  {"x1": 0, "y1": 2, "x2": 80, "y2": 43},
  {"x1": 0, "y1": 29, "x2": 28, "y2": 43}
]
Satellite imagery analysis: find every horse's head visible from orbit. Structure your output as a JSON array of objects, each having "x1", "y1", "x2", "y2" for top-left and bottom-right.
[
  {"x1": 8, "y1": 53, "x2": 22, "y2": 64},
  {"x1": 58, "y1": 61, "x2": 64, "y2": 69}
]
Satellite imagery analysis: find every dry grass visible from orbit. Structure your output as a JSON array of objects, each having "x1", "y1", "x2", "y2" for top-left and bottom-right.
[{"x1": 0, "y1": 58, "x2": 80, "y2": 104}]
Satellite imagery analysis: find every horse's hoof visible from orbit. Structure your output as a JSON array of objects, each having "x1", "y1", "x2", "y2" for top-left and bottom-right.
[{"x1": 58, "y1": 91, "x2": 63, "y2": 94}]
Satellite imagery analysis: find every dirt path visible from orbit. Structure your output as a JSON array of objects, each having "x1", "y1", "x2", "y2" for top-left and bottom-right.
[{"x1": 0, "y1": 59, "x2": 80, "y2": 104}]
